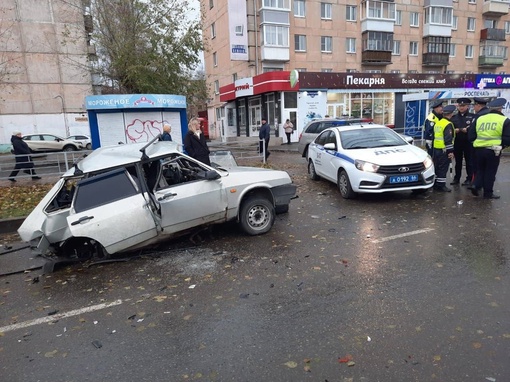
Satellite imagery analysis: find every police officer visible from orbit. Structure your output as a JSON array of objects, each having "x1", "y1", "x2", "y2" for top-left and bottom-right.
[
  {"x1": 468, "y1": 97, "x2": 490, "y2": 188},
  {"x1": 469, "y1": 97, "x2": 510, "y2": 199},
  {"x1": 424, "y1": 99, "x2": 444, "y2": 156},
  {"x1": 432, "y1": 104, "x2": 456, "y2": 192},
  {"x1": 450, "y1": 98, "x2": 475, "y2": 185}
]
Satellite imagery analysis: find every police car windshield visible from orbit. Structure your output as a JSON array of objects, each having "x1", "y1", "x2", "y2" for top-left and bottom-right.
[{"x1": 340, "y1": 128, "x2": 406, "y2": 149}]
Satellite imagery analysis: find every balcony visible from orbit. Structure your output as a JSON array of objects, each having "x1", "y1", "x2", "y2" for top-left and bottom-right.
[
  {"x1": 422, "y1": 52, "x2": 449, "y2": 66},
  {"x1": 480, "y1": 28, "x2": 506, "y2": 41},
  {"x1": 479, "y1": 55, "x2": 504, "y2": 67},
  {"x1": 361, "y1": 50, "x2": 392, "y2": 65},
  {"x1": 482, "y1": 0, "x2": 509, "y2": 17}
]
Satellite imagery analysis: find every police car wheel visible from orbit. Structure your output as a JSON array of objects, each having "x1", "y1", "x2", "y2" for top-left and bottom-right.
[
  {"x1": 308, "y1": 160, "x2": 319, "y2": 181},
  {"x1": 338, "y1": 170, "x2": 356, "y2": 199}
]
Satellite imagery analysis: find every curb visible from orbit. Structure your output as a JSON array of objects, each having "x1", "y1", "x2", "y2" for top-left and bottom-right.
[{"x1": 0, "y1": 217, "x2": 25, "y2": 235}]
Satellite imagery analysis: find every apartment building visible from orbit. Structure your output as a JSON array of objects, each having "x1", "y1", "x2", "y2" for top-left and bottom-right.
[
  {"x1": 201, "y1": 0, "x2": 510, "y2": 140},
  {"x1": 0, "y1": 0, "x2": 94, "y2": 146}
]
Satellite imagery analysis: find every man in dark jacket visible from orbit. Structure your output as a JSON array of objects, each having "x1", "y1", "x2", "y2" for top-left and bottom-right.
[
  {"x1": 161, "y1": 124, "x2": 172, "y2": 141},
  {"x1": 423, "y1": 99, "x2": 443, "y2": 156},
  {"x1": 258, "y1": 117, "x2": 271, "y2": 160},
  {"x1": 184, "y1": 118, "x2": 211, "y2": 165},
  {"x1": 450, "y1": 98, "x2": 475, "y2": 186},
  {"x1": 9, "y1": 131, "x2": 41, "y2": 182}
]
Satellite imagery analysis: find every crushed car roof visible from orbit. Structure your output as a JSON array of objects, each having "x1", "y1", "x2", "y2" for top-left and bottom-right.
[{"x1": 65, "y1": 141, "x2": 181, "y2": 176}]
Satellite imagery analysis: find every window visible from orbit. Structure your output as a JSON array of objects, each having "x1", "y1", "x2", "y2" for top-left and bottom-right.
[
  {"x1": 346, "y1": 69, "x2": 357, "y2": 73},
  {"x1": 321, "y1": 3, "x2": 332, "y2": 19},
  {"x1": 232, "y1": 73, "x2": 237, "y2": 82},
  {"x1": 484, "y1": 19, "x2": 497, "y2": 29},
  {"x1": 213, "y1": 52, "x2": 217, "y2": 67},
  {"x1": 392, "y1": 40, "x2": 401, "y2": 55},
  {"x1": 425, "y1": 36, "x2": 450, "y2": 54},
  {"x1": 295, "y1": 34, "x2": 307, "y2": 51},
  {"x1": 410, "y1": 12, "x2": 419, "y2": 27},
  {"x1": 211, "y1": 22, "x2": 216, "y2": 39},
  {"x1": 465, "y1": 45, "x2": 474, "y2": 58},
  {"x1": 425, "y1": 7, "x2": 452, "y2": 25},
  {"x1": 296, "y1": 68, "x2": 307, "y2": 72},
  {"x1": 468, "y1": 0, "x2": 476, "y2": 3},
  {"x1": 346, "y1": 37, "x2": 356, "y2": 53},
  {"x1": 209, "y1": 0, "x2": 214, "y2": 9},
  {"x1": 294, "y1": 0, "x2": 305, "y2": 17},
  {"x1": 395, "y1": 10, "x2": 402, "y2": 26},
  {"x1": 214, "y1": 80, "x2": 219, "y2": 94},
  {"x1": 362, "y1": 31, "x2": 393, "y2": 51},
  {"x1": 235, "y1": 25, "x2": 244, "y2": 36},
  {"x1": 263, "y1": 0, "x2": 290, "y2": 9},
  {"x1": 346, "y1": 5, "x2": 356, "y2": 21},
  {"x1": 367, "y1": 1, "x2": 395, "y2": 19},
  {"x1": 322, "y1": 68, "x2": 332, "y2": 72},
  {"x1": 409, "y1": 41, "x2": 418, "y2": 55},
  {"x1": 505, "y1": 21, "x2": 510, "y2": 34},
  {"x1": 390, "y1": 70, "x2": 400, "y2": 73},
  {"x1": 449, "y1": 43, "x2": 456, "y2": 57},
  {"x1": 263, "y1": 25, "x2": 289, "y2": 46},
  {"x1": 467, "y1": 17, "x2": 475, "y2": 31},
  {"x1": 452, "y1": 16, "x2": 458, "y2": 30},
  {"x1": 321, "y1": 36, "x2": 332, "y2": 52}
]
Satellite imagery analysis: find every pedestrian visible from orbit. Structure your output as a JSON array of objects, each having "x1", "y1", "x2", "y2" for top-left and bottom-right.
[
  {"x1": 259, "y1": 117, "x2": 271, "y2": 160},
  {"x1": 424, "y1": 99, "x2": 444, "y2": 156},
  {"x1": 283, "y1": 119, "x2": 293, "y2": 144},
  {"x1": 161, "y1": 123, "x2": 172, "y2": 141},
  {"x1": 184, "y1": 117, "x2": 211, "y2": 166},
  {"x1": 432, "y1": 104, "x2": 456, "y2": 192},
  {"x1": 468, "y1": 97, "x2": 510, "y2": 199},
  {"x1": 450, "y1": 98, "x2": 475, "y2": 186},
  {"x1": 8, "y1": 131, "x2": 41, "y2": 182}
]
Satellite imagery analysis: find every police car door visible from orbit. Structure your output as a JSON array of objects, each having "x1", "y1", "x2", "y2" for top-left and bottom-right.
[
  {"x1": 315, "y1": 130, "x2": 338, "y2": 183},
  {"x1": 67, "y1": 168, "x2": 158, "y2": 255}
]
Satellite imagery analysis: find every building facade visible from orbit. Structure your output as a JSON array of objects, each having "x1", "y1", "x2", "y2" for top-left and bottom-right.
[
  {"x1": 0, "y1": 0, "x2": 94, "y2": 146},
  {"x1": 201, "y1": 0, "x2": 510, "y2": 140}
]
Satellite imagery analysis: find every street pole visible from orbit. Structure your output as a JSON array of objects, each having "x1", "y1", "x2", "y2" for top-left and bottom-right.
[{"x1": 54, "y1": 95, "x2": 69, "y2": 137}]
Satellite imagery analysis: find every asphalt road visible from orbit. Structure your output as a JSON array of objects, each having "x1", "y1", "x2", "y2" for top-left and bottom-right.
[{"x1": 1, "y1": 149, "x2": 510, "y2": 382}]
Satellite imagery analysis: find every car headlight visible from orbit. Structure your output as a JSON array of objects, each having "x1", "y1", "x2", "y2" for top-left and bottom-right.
[
  {"x1": 355, "y1": 159, "x2": 380, "y2": 173},
  {"x1": 423, "y1": 156, "x2": 433, "y2": 169}
]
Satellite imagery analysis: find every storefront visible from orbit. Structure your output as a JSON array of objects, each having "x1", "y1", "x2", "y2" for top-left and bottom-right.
[{"x1": 218, "y1": 72, "x2": 497, "y2": 142}]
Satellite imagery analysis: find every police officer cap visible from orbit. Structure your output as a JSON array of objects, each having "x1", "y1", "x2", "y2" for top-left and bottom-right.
[
  {"x1": 443, "y1": 105, "x2": 457, "y2": 114},
  {"x1": 487, "y1": 97, "x2": 507, "y2": 108},
  {"x1": 474, "y1": 97, "x2": 489, "y2": 104},
  {"x1": 456, "y1": 98, "x2": 471, "y2": 105},
  {"x1": 430, "y1": 99, "x2": 443, "y2": 108}
]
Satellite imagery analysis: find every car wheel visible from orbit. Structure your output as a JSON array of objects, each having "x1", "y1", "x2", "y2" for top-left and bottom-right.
[
  {"x1": 239, "y1": 196, "x2": 275, "y2": 235},
  {"x1": 308, "y1": 160, "x2": 320, "y2": 180},
  {"x1": 338, "y1": 170, "x2": 356, "y2": 199},
  {"x1": 86, "y1": 143, "x2": 91, "y2": 150},
  {"x1": 63, "y1": 145, "x2": 76, "y2": 152}
]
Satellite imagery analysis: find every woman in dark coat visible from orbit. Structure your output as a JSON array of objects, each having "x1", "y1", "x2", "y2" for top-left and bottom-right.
[
  {"x1": 9, "y1": 131, "x2": 40, "y2": 182},
  {"x1": 183, "y1": 118, "x2": 211, "y2": 166}
]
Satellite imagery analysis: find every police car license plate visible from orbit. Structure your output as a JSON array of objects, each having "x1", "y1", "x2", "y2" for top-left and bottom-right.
[{"x1": 389, "y1": 174, "x2": 419, "y2": 184}]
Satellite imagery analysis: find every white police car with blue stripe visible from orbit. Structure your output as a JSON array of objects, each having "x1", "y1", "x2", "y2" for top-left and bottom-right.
[{"x1": 307, "y1": 124, "x2": 435, "y2": 198}]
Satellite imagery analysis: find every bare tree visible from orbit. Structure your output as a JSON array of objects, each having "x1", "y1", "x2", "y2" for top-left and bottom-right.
[{"x1": 90, "y1": 0, "x2": 205, "y2": 101}]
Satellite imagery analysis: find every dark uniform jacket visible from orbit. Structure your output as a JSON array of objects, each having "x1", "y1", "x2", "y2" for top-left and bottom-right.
[{"x1": 450, "y1": 111, "x2": 475, "y2": 145}]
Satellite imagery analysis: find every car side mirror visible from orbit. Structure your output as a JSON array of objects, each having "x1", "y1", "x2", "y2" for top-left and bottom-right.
[
  {"x1": 324, "y1": 143, "x2": 336, "y2": 151},
  {"x1": 197, "y1": 170, "x2": 221, "y2": 180}
]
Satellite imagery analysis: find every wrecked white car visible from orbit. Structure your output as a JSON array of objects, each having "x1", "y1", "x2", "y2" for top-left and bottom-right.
[{"x1": 18, "y1": 137, "x2": 297, "y2": 259}]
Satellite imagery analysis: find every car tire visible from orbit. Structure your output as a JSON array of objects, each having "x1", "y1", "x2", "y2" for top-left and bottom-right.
[
  {"x1": 308, "y1": 160, "x2": 320, "y2": 180},
  {"x1": 63, "y1": 145, "x2": 76, "y2": 152},
  {"x1": 338, "y1": 170, "x2": 356, "y2": 199},
  {"x1": 86, "y1": 143, "x2": 92, "y2": 150},
  {"x1": 239, "y1": 196, "x2": 275, "y2": 235}
]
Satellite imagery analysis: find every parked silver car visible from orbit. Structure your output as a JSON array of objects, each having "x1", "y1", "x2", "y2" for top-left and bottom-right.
[
  {"x1": 23, "y1": 134, "x2": 83, "y2": 152},
  {"x1": 18, "y1": 137, "x2": 297, "y2": 259},
  {"x1": 298, "y1": 118, "x2": 373, "y2": 157},
  {"x1": 67, "y1": 135, "x2": 92, "y2": 150}
]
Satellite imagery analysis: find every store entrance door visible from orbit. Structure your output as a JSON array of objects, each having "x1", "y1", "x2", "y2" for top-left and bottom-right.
[{"x1": 327, "y1": 103, "x2": 347, "y2": 118}]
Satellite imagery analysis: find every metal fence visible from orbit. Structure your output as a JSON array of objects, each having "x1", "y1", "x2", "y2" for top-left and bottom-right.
[{"x1": 0, "y1": 151, "x2": 89, "y2": 181}]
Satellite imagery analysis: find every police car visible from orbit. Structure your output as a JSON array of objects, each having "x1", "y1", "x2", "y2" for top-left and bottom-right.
[{"x1": 307, "y1": 124, "x2": 435, "y2": 198}]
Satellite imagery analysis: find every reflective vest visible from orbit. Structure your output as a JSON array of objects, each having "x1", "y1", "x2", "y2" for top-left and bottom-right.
[
  {"x1": 433, "y1": 118, "x2": 453, "y2": 149},
  {"x1": 424, "y1": 112, "x2": 440, "y2": 140},
  {"x1": 473, "y1": 113, "x2": 506, "y2": 148}
]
